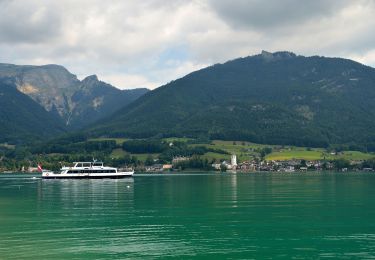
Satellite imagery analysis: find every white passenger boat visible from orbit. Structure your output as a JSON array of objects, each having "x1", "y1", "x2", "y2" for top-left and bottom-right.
[{"x1": 41, "y1": 161, "x2": 134, "y2": 179}]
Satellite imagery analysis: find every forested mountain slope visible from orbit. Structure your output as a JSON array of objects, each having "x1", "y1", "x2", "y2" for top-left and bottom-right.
[
  {"x1": 0, "y1": 79, "x2": 65, "y2": 143},
  {"x1": 90, "y1": 51, "x2": 375, "y2": 150}
]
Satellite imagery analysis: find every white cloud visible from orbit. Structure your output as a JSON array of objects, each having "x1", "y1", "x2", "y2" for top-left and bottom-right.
[
  {"x1": 1, "y1": 0, "x2": 375, "y2": 89},
  {"x1": 349, "y1": 49, "x2": 375, "y2": 67},
  {"x1": 99, "y1": 74, "x2": 159, "y2": 90}
]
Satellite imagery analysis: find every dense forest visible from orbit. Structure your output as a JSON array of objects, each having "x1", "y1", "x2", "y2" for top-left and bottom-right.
[
  {"x1": 89, "y1": 51, "x2": 375, "y2": 151},
  {"x1": 0, "y1": 79, "x2": 66, "y2": 143}
]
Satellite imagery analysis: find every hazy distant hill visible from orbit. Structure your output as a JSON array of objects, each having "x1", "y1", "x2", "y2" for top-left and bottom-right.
[
  {"x1": 0, "y1": 79, "x2": 65, "y2": 143},
  {"x1": 90, "y1": 51, "x2": 375, "y2": 150},
  {"x1": 0, "y1": 63, "x2": 149, "y2": 129}
]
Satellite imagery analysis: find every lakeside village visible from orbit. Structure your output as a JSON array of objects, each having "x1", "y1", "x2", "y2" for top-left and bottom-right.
[
  {"x1": 1, "y1": 154, "x2": 374, "y2": 174},
  {"x1": 1, "y1": 137, "x2": 375, "y2": 173},
  {"x1": 142, "y1": 154, "x2": 375, "y2": 173}
]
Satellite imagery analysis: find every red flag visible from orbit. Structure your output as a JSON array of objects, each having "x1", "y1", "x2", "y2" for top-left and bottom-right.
[{"x1": 37, "y1": 164, "x2": 42, "y2": 172}]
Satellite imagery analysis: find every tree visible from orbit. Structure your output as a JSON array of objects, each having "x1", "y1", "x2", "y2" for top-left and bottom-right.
[
  {"x1": 145, "y1": 155, "x2": 154, "y2": 166},
  {"x1": 362, "y1": 158, "x2": 375, "y2": 169},
  {"x1": 333, "y1": 158, "x2": 351, "y2": 170},
  {"x1": 260, "y1": 147, "x2": 273, "y2": 160}
]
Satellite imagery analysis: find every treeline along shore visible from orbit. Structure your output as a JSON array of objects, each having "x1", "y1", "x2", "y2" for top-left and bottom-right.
[{"x1": 1, "y1": 136, "x2": 374, "y2": 173}]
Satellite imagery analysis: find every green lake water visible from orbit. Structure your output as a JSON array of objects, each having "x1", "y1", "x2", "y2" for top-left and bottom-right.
[{"x1": 1, "y1": 172, "x2": 375, "y2": 259}]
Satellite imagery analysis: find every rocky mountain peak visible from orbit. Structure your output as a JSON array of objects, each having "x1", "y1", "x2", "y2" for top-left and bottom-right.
[
  {"x1": 82, "y1": 74, "x2": 99, "y2": 83},
  {"x1": 260, "y1": 50, "x2": 297, "y2": 61},
  {"x1": 0, "y1": 63, "x2": 149, "y2": 130}
]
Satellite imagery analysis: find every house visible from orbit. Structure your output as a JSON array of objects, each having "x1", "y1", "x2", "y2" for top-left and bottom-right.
[
  {"x1": 163, "y1": 164, "x2": 173, "y2": 170},
  {"x1": 222, "y1": 160, "x2": 235, "y2": 170},
  {"x1": 283, "y1": 166, "x2": 295, "y2": 172},
  {"x1": 212, "y1": 163, "x2": 222, "y2": 170},
  {"x1": 238, "y1": 161, "x2": 256, "y2": 172},
  {"x1": 172, "y1": 156, "x2": 190, "y2": 164},
  {"x1": 145, "y1": 164, "x2": 163, "y2": 172},
  {"x1": 28, "y1": 167, "x2": 39, "y2": 173}
]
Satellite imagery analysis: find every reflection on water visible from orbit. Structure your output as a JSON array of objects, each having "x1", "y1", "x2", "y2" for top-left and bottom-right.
[
  {"x1": 38, "y1": 178, "x2": 134, "y2": 207},
  {"x1": 1, "y1": 173, "x2": 375, "y2": 258}
]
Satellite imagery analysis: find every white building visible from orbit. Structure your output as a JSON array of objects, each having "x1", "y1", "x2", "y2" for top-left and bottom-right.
[{"x1": 231, "y1": 154, "x2": 237, "y2": 167}]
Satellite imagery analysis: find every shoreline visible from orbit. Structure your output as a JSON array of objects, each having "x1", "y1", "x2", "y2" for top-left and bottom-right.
[{"x1": 2, "y1": 170, "x2": 375, "y2": 176}]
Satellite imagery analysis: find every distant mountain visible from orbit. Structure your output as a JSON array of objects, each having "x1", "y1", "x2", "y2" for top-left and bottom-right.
[
  {"x1": 0, "y1": 63, "x2": 80, "y2": 119},
  {"x1": 0, "y1": 79, "x2": 65, "y2": 143},
  {"x1": 90, "y1": 51, "x2": 375, "y2": 150},
  {"x1": 69, "y1": 75, "x2": 148, "y2": 128},
  {"x1": 0, "y1": 63, "x2": 149, "y2": 129}
]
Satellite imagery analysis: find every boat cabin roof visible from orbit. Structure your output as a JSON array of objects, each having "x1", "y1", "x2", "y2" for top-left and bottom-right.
[{"x1": 73, "y1": 162, "x2": 104, "y2": 167}]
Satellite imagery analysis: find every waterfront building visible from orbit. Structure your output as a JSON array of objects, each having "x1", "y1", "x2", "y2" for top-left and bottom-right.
[{"x1": 231, "y1": 154, "x2": 237, "y2": 167}]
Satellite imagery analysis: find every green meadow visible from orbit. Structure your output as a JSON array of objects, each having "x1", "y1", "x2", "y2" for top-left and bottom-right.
[{"x1": 88, "y1": 137, "x2": 375, "y2": 163}]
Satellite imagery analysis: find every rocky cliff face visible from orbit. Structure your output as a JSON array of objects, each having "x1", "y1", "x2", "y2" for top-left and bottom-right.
[
  {"x1": 0, "y1": 63, "x2": 148, "y2": 129},
  {"x1": 68, "y1": 74, "x2": 149, "y2": 128},
  {"x1": 0, "y1": 63, "x2": 80, "y2": 120}
]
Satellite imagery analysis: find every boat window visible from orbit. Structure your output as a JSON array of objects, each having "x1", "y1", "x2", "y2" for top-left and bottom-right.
[
  {"x1": 104, "y1": 170, "x2": 116, "y2": 173},
  {"x1": 76, "y1": 163, "x2": 83, "y2": 167},
  {"x1": 83, "y1": 163, "x2": 91, "y2": 167},
  {"x1": 93, "y1": 163, "x2": 103, "y2": 167}
]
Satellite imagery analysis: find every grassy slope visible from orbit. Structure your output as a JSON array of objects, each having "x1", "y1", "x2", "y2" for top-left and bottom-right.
[
  {"x1": 110, "y1": 148, "x2": 127, "y2": 158},
  {"x1": 266, "y1": 150, "x2": 323, "y2": 160},
  {"x1": 91, "y1": 137, "x2": 375, "y2": 162},
  {"x1": 266, "y1": 149, "x2": 373, "y2": 161}
]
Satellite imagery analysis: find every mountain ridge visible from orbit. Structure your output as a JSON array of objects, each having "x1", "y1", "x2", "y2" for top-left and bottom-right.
[
  {"x1": 89, "y1": 51, "x2": 375, "y2": 151},
  {"x1": 0, "y1": 63, "x2": 149, "y2": 129}
]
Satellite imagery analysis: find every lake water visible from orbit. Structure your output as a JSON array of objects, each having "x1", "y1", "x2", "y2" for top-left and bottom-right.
[{"x1": 1, "y1": 172, "x2": 375, "y2": 259}]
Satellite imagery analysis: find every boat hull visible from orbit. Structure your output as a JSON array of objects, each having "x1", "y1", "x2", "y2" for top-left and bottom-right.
[{"x1": 42, "y1": 172, "x2": 134, "y2": 179}]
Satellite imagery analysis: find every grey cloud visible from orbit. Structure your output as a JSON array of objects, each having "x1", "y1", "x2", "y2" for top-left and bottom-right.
[
  {"x1": 321, "y1": 28, "x2": 375, "y2": 57},
  {"x1": 1, "y1": 0, "x2": 375, "y2": 89},
  {"x1": 0, "y1": 1, "x2": 62, "y2": 44},
  {"x1": 207, "y1": 0, "x2": 353, "y2": 30}
]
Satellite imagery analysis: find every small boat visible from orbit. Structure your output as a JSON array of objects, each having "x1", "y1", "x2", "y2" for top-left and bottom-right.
[{"x1": 41, "y1": 161, "x2": 134, "y2": 179}]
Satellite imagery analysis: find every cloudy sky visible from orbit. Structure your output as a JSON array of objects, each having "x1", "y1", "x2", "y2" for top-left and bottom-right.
[{"x1": 1, "y1": 0, "x2": 375, "y2": 89}]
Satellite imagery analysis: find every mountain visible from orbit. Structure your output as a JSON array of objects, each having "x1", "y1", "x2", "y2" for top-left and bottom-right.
[
  {"x1": 68, "y1": 75, "x2": 148, "y2": 128},
  {"x1": 0, "y1": 63, "x2": 80, "y2": 119},
  {"x1": 0, "y1": 79, "x2": 65, "y2": 143},
  {"x1": 0, "y1": 63, "x2": 149, "y2": 129},
  {"x1": 90, "y1": 51, "x2": 375, "y2": 151}
]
